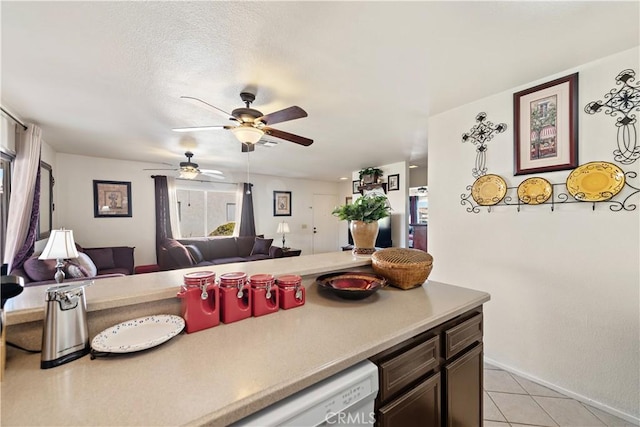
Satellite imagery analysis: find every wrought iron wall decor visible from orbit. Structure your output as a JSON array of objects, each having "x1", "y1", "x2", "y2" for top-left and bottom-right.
[
  {"x1": 462, "y1": 112, "x2": 507, "y2": 178},
  {"x1": 461, "y1": 171, "x2": 638, "y2": 213},
  {"x1": 585, "y1": 69, "x2": 640, "y2": 165}
]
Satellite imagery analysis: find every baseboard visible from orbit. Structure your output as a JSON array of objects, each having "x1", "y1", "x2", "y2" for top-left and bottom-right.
[{"x1": 483, "y1": 356, "x2": 640, "y2": 425}]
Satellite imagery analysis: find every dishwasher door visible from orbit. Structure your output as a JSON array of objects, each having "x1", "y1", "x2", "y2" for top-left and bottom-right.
[{"x1": 231, "y1": 360, "x2": 379, "y2": 427}]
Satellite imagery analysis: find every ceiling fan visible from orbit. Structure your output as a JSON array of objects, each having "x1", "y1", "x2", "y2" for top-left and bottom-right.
[
  {"x1": 172, "y1": 92, "x2": 313, "y2": 151},
  {"x1": 144, "y1": 151, "x2": 223, "y2": 180}
]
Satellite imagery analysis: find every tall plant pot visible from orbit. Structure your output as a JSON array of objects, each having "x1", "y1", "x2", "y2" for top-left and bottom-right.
[{"x1": 350, "y1": 220, "x2": 379, "y2": 256}]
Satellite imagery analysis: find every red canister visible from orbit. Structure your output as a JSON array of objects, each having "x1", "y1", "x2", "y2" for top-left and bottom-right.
[
  {"x1": 219, "y1": 272, "x2": 251, "y2": 324},
  {"x1": 276, "y1": 274, "x2": 305, "y2": 309},
  {"x1": 249, "y1": 273, "x2": 279, "y2": 317},
  {"x1": 177, "y1": 271, "x2": 219, "y2": 333}
]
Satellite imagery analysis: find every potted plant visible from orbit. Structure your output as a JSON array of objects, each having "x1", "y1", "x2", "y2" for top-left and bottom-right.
[
  {"x1": 332, "y1": 194, "x2": 391, "y2": 255},
  {"x1": 358, "y1": 167, "x2": 384, "y2": 185}
]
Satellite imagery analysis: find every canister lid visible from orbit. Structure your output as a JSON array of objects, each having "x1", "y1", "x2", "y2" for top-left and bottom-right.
[
  {"x1": 219, "y1": 271, "x2": 247, "y2": 286},
  {"x1": 249, "y1": 273, "x2": 275, "y2": 287},
  {"x1": 184, "y1": 271, "x2": 216, "y2": 285},
  {"x1": 276, "y1": 274, "x2": 302, "y2": 286}
]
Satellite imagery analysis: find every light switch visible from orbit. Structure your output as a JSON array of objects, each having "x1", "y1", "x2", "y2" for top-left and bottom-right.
[{"x1": 301, "y1": 224, "x2": 308, "y2": 229}]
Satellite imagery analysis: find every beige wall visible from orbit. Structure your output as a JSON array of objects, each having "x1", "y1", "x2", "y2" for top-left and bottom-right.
[
  {"x1": 428, "y1": 47, "x2": 640, "y2": 421},
  {"x1": 54, "y1": 153, "x2": 342, "y2": 265}
]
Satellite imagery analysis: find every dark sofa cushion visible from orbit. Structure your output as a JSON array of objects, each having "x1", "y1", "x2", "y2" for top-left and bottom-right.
[
  {"x1": 84, "y1": 248, "x2": 115, "y2": 270},
  {"x1": 245, "y1": 254, "x2": 271, "y2": 261},
  {"x1": 208, "y1": 237, "x2": 239, "y2": 260},
  {"x1": 211, "y1": 257, "x2": 247, "y2": 265},
  {"x1": 251, "y1": 238, "x2": 273, "y2": 256},
  {"x1": 236, "y1": 236, "x2": 256, "y2": 257},
  {"x1": 184, "y1": 245, "x2": 204, "y2": 264},
  {"x1": 162, "y1": 239, "x2": 194, "y2": 268}
]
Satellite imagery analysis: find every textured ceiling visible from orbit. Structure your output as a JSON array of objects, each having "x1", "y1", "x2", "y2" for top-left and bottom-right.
[{"x1": 1, "y1": 1, "x2": 639, "y2": 182}]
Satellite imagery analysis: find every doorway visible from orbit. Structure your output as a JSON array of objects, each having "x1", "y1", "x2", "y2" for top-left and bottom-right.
[{"x1": 311, "y1": 194, "x2": 339, "y2": 254}]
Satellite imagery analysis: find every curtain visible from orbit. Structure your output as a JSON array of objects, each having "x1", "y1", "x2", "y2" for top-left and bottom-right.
[
  {"x1": 3, "y1": 124, "x2": 42, "y2": 273},
  {"x1": 153, "y1": 175, "x2": 172, "y2": 263},
  {"x1": 167, "y1": 176, "x2": 181, "y2": 239},
  {"x1": 237, "y1": 182, "x2": 255, "y2": 237}
]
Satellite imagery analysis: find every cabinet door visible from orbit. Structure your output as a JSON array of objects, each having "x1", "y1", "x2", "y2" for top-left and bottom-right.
[
  {"x1": 377, "y1": 372, "x2": 441, "y2": 427},
  {"x1": 443, "y1": 343, "x2": 483, "y2": 427}
]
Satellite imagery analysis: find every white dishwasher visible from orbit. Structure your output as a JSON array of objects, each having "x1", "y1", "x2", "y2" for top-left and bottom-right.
[{"x1": 231, "y1": 360, "x2": 379, "y2": 427}]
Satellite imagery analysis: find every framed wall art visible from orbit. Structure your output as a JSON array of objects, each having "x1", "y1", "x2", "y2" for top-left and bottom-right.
[
  {"x1": 273, "y1": 191, "x2": 292, "y2": 216},
  {"x1": 93, "y1": 180, "x2": 132, "y2": 217},
  {"x1": 513, "y1": 73, "x2": 578, "y2": 175},
  {"x1": 388, "y1": 174, "x2": 400, "y2": 191},
  {"x1": 352, "y1": 180, "x2": 360, "y2": 194}
]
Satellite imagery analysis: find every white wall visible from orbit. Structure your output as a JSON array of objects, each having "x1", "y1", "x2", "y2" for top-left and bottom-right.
[
  {"x1": 428, "y1": 47, "x2": 640, "y2": 420},
  {"x1": 55, "y1": 153, "x2": 341, "y2": 265}
]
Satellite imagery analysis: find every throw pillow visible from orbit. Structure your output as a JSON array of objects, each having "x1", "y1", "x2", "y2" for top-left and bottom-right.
[
  {"x1": 84, "y1": 248, "x2": 115, "y2": 270},
  {"x1": 64, "y1": 261, "x2": 90, "y2": 279},
  {"x1": 74, "y1": 252, "x2": 98, "y2": 277},
  {"x1": 250, "y1": 237, "x2": 273, "y2": 256},
  {"x1": 184, "y1": 245, "x2": 204, "y2": 264},
  {"x1": 23, "y1": 257, "x2": 58, "y2": 282},
  {"x1": 162, "y1": 239, "x2": 193, "y2": 267}
]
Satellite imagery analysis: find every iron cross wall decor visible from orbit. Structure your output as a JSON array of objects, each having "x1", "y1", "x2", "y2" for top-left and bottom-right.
[
  {"x1": 585, "y1": 69, "x2": 640, "y2": 165},
  {"x1": 462, "y1": 112, "x2": 508, "y2": 178}
]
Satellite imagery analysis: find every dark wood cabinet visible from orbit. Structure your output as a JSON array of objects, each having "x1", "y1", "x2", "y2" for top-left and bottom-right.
[
  {"x1": 378, "y1": 372, "x2": 441, "y2": 427},
  {"x1": 370, "y1": 307, "x2": 483, "y2": 427},
  {"x1": 411, "y1": 224, "x2": 427, "y2": 252},
  {"x1": 443, "y1": 344, "x2": 483, "y2": 427}
]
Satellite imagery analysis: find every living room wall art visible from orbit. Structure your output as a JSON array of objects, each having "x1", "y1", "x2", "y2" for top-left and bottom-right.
[
  {"x1": 273, "y1": 191, "x2": 292, "y2": 216},
  {"x1": 513, "y1": 73, "x2": 579, "y2": 175},
  {"x1": 461, "y1": 112, "x2": 507, "y2": 178},
  {"x1": 93, "y1": 180, "x2": 132, "y2": 218}
]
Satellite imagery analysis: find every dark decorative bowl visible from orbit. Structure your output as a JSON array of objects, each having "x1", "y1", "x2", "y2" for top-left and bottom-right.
[{"x1": 316, "y1": 272, "x2": 387, "y2": 300}]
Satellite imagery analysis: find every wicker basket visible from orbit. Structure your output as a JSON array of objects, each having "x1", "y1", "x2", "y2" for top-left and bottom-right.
[{"x1": 371, "y1": 248, "x2": 433, "y2": 290}]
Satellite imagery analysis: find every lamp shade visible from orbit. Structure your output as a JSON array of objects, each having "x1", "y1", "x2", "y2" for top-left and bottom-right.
[
  {"x1": 231, "y1": 126, "x2": 264, "y2": 144},
  {"x1": 38, "y1": 229, "x2": 79, "y2": 260},
  {"x1": 179, "y1": 168, "x2": 199, "y2": 180},
  {"x1": 276, "y1": 222, "x2": 290, "y2": 234}
]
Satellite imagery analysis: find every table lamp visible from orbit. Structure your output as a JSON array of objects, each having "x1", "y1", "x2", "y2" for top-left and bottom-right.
[
  {"x1": 276, "y1": 221, "x2": 290, "y2": 250},
  {"x1": 38, "y1": 229, "x2": 79, "y2": 284}
]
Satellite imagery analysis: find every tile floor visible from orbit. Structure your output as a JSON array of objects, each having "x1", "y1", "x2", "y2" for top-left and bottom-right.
[{"x1": 483, "y1": 361, "x2": 638, "y2": 427}]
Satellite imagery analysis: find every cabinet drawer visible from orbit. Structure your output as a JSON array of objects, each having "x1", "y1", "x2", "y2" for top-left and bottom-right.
[
  {"x1": 377, "y1": 372, "x2": 441, "y2": 427},
  {"x1": 444, "y1": 313, "x2": 482, "y2": 360},
  {"x1": 379, "y1": 335, "x2": 439, "y2": 402}
]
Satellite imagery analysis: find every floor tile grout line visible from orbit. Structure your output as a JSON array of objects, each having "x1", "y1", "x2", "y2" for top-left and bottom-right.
[
  {"x1": 579, "y1": 401, "x2": 620, "y2": 427},
  {"x1": 486, "y1": 389, "x2": 510, "y2": 423},
  {"x1": 494, "y1": 370, "x2": 560, "y2": 427}
]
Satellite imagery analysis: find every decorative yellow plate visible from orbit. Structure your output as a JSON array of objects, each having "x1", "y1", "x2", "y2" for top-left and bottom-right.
[
  {"x1": 566, "y1": 162, "x2": 625, "y2": 202},
  {"x1": 517, "y1": 177, "x2": 553, "y2": 205},
  {"x1": 471, "y1": 174, "x2": 507, "y2": 206}
]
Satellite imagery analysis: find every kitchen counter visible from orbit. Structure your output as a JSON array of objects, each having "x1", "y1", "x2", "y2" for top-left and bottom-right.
[{"x1": 1, "y1": 252, "x2": 489, "y2": 426}]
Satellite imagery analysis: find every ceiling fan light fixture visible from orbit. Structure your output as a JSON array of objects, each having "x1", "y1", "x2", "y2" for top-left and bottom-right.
[
  {"x1": 179, "y1": 167, "x2": 199, "y2": 180},
  {"x1": 231, "y1": 126, "x2": 264, "y2": 144}
]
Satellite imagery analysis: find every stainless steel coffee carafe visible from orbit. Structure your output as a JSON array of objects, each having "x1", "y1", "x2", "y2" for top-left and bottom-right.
[{"x1": 41, "y1": 282, "x2": 91, "y2": 369}]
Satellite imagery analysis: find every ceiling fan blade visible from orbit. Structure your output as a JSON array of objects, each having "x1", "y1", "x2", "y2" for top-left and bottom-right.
[
  {"x1": 143, "y1": 168, "x2": 178, "y2": 171},
  {"x1": 200, "y1": 168, "x2": 224, "y2": 175},
  {"x1": 172, "y1": 125, "x2": 232, "y2": 132},
  {"x1": 263, "y1": 127, "x2": 313, "y2": 146},
  {"x1": 180, "y1": 96, "x2": 234, "y2": 120},
  {"x1": 241, "y1": 143, "x2": 256, "y2": 152},
  {"x1": 256, "y1": 106, "x2": 307, "y2": 126}
]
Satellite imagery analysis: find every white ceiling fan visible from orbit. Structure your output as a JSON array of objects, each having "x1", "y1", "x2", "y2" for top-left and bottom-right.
[{"x1": 144, "y1": 151, "x2": 224, "y2": 180}]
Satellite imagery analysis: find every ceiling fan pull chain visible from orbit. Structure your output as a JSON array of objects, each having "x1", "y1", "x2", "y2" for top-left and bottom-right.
[{"x1": 246, "y1": 152, "x2": 251, "y2": 194}]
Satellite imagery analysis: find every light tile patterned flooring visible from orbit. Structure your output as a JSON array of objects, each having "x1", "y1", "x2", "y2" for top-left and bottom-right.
[{"x1": 483, "y1": 362, "x2": 638, "y2": 427}]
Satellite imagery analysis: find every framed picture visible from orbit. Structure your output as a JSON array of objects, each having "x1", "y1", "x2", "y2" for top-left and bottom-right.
[
  {"x1": 93, "y1": 180, "x2": 132, "y2": 217},
  {"x1": 352, "y1": 180, "x2": 360, "y2": 194},
  {"x1": 345, "y1": 196, "x2": 353, "y2": 205},
  {"x1": 273, "y1": 191, "x2": 292, "y2": 216},
  {"x1": 513, "y1": 73, "x2": 578, "y2": 175},
  {"x1": 388, "y1": 174, "x2": 400, "y2": 191}
]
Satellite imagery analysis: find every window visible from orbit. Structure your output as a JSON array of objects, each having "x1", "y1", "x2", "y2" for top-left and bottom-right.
[{"x1": 176, "y1": 188, "x2": 236, "y2": 237}]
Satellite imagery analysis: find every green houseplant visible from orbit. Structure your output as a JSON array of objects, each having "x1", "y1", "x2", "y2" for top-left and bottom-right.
[
  {"x1": 332, "y1": 195, "x2": 391, "y2": 255},
  {"x1": 358, "y1": 167, "x2": 384, "y2": 184}
]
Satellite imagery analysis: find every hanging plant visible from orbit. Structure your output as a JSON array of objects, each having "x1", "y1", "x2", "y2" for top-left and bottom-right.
[{"x1": 358, "y1": 167, "x2": 384, "y2": 180}]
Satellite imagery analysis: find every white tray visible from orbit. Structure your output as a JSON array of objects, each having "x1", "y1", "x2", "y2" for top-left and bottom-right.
[{"x1": 91, "y1": 315, "x2": 185, "y2": 353}]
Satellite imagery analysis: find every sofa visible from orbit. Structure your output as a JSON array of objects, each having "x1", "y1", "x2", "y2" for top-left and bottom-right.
[
  {"x1": 158, "y1": 236, "x2": 283, "y2": 271},
  {"x1": 11, "y1": 245, "x2": 135, "y2": 288}
]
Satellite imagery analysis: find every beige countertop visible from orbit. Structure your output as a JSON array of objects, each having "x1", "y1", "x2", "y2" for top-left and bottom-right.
[{"x1": 1, "y1": 252, "x2": 490, "y2": 426}]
